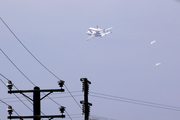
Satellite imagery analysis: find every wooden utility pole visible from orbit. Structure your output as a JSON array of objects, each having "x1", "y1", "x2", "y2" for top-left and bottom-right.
[{"x1": 7, "y1": 80, "x2": 66, "y2": 120}]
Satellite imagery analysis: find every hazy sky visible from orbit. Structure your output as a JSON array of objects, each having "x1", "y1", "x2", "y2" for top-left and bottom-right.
[{"x1": 0, "y1": 0, "x2": 180, "y2": 120}]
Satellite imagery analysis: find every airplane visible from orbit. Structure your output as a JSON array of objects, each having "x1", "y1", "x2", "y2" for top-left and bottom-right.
[{"x1": 86, "y1": 26, "x2": 113, "y2": 40}]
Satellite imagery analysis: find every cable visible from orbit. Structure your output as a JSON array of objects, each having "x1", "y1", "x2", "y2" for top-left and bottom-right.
[
  {"x1": 0, "y1": 78, "x2": 77, "y2": 120},
  {"x1": 45, "y1": 95, "x2": 73, "y2": 120},
  {"x1": 0, "y1": 77, "x2": 33, "y2": 112},
  {"x1": 13, "y1": 93, "x2": 33, "y2": 112},
  {"x1": 90, "y1": 115, "x2": 116, "y2": 120},
  {"x1": 0, "y1": 17, "x2": 81, "y2": 111},
  {"x1": 90, "y1": 93, "x2": 180, "y2": 112},
  {"x1": 0, "y1": 75, "x2": 47, "y2": 116},
  {"x1": 0, "y1": 99, "x2": 10, "y2": 106},
  {"x1": 0, "y1": 74, "x2": 11, "y2": 81},
  {"x1": 0, "y1": 74, "x2": 34, "y2": 105},
  {"x1": 1, "y1": 70, "x2": 72, "y2": 119},
  {"x1": 90, "y1": 92, "x2": 180, "y2": 110},
  {"x1": 0, "y1": 91, "x2": 82, "y2": 101},
  {"x1": 0, "y1": 99, "x2": 20, "y2": 116},
  {"x1": 64, "y1": 84, "x2": 82, "y2": 109},
  {"x1": 0, "y1": 49, "x2": 36, "y2": 86},
  {"x1": 0, "y1": 94, "x2": 83, "y2": 104}
]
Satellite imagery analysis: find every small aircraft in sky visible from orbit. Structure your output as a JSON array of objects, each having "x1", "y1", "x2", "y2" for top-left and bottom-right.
[
  {"x1": 86, "y1": 26, "x2": 113, "y2": 40},
  {"x1": 150, "y1": 40, "x2": 156, "y2": 45},
  {"x1": 155, "y1": 63, "x2": 161, "y2": 66}
]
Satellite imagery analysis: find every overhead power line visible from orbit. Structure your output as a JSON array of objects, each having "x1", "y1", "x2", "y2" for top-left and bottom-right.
[
  {"x1": 0, "y1": 49, "x2": 36, "y2": 86},
  {"x1": 90, "y1": 92, "x2": 180, "y2": 112},
  {"x1": 0, "y1": 72, "x2": 72, "y2": 119},
  {"x1": 0, "y1": 78, "x2": 33, "y2": 112},
  {"x1": 0, "y1": 17, "x2": 81, "y2": 110},
  {"x1": 0, "y1": 90, "x2": 82, "y2": 101},
  {"x1": 0, "y1": 99, "x2": 20, "y2": 116},
  {"x1": 0, "y1": 99, "x2": 10, "y2": 106},
  {"x1": 0, "y1": 74, "x2": 34, "y2": 105},
  {"x1": 90, "y1": 115, "x2": 116, "y2": 120},
  {"x1": 0, "y1": 94, "x2": 83, "y2": 104}
]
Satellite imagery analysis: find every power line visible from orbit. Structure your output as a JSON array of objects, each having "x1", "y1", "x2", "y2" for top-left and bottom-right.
[
  {"x1": 90, "y1": 115, "x2": 116, "y2": 120},
  {"x1": 0, "y1": 99, "x2": 20, "y2": 116},
  {"x1": 0, "y1": 76, "x2": 73, "y2": 120},
  {"x1": 0, "y1": 74, "x2": 50, "y2": 116},
  {"x1": 0, "y1": 17, "x2": 81, "y2": 110},
  {"x1": 0, "y1": 49, "x2": 72, "y2": 118},
  {"x1": 64, "y1": 84, "x2": 82, "y2": 109},
  {"x1": 0, "y1": 94, "x2": 83, "y2": 104},
  {"x1": 0, "y1": 77, "x2": 33, "y2": 112},
  {"x1": 0, "y1": 99, "x2": 10, "y2": 106},
  {"x1": 0, "y1": 90, "x2": 82, "y2": 101},
  {"x1": 0, "y1": 90, "x2": 81, "y2": 100},
  {"x1": 0, "y1": 79, "x2": 77, "y2": 120},
  {"x1": 90, "y1": 92, "x2": 180, "y2": 112},
  {"x1": 0, "y1": 49, "x2": 36, "y2": 86},
  {"x1": 0, "y1": 74, "x2": 11, "y2": 81},
  {"x1": 0, "y1": 74, "x2": 34, "y2": 105},
  {"x1": 90, "y1": 92, "x2": 180, "y2": 110}
]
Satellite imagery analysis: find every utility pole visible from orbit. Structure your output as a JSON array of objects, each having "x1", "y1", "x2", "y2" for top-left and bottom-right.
[
  {"x1": 34, "y1": 86, "x2": 41, "y2": 120},
  {"x1": 80, "y1": 78, "x2": 92, "y2": 120},
  {"x1": 6, "y1": 80, "x2": 66, "y2": 120}
]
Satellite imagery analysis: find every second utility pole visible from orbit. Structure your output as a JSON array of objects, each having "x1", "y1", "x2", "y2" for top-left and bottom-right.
[{"x1": 80, "y1": 78, "x2": 92, "y2": 120}]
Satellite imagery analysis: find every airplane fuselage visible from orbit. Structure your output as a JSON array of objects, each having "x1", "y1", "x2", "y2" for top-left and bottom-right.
[
  {"x1": 87, "y1": 28, "x2": 104, "y2": 37},
  {"x1": 86, "y1": 26, "x2": 112, "y2": 40}
]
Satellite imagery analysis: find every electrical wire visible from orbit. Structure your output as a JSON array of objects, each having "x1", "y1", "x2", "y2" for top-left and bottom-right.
[
  {"x1": 0, "y1": 77, "x2": 33, "y2": 112},
  {"x1": 90, "y1": 92, "x2": 180, "y2": 112},
  {"x1": 0, "y1": 94, "x2": 83, "y2": 104},
  {"x1": 0, "y1": 77, "x2": 77, "y2": 119},
  {"x1": 0, "y1": 91, "x2": 82, "y2": 101},
  {"x1": 0, "y1": 99, "x2": 20, "y2": 116},
  {"x1": 0, "y1": 50, "x2": 72, "y2": 119},
  {"x1": 0, "y1": 17, "x2": 81, "y2": 111},
  {"x1": 0, "y1": 74, "x2": 34, "y2": 105},
  {"x1": 90, "y1": 92, "x2": 180, "y2": 110},
  {"x1": 0, "y1": 49, "x2": 36, "y2": 86},
  {"x1": 90, "y1": 115, "x2": 116, "y2": 120},
  {"x1": 0, "y1": 74, "x2": 48, "y2": 116},
  {"x1": 0, "y1": 99, "x2": 10, "y2": 106}
]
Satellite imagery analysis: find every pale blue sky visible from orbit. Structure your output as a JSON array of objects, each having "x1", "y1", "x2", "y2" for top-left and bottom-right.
[{"x1": 0, "y1": 0, "x2": 180, "y2": 120}]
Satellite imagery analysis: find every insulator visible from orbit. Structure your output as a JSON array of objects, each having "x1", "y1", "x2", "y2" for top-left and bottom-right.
[
  {"x1": 59, "y1": 106, "x2": 65, "y2": 113},
  {"x1": 7, "y1": 106, "x2": 13, "y2": 115},
  {"x1": 58, "y1": 80, "x2": 65, "y2": 88},
  {"x1": 6, "y1": 81, "x2": 13, "y2": 90},
  {"x1": 82, "y1": 104, "x2": 85, "y2": 114}
]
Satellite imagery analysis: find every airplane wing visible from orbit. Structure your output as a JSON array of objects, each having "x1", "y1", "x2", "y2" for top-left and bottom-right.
[
  {"x1": 105, "y1": 31, "x2": 111, "y2": 35},
  {"x1": 105, "y1": 27, "x2": 113, "y2": 32},
  {"x1": 87, "y1": 35, "x2": 95, "y2": 41}
]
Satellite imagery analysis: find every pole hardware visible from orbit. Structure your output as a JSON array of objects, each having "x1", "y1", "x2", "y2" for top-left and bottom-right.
[{"x1": 6, "y1": 81, "x2": 66, "y2": 120}]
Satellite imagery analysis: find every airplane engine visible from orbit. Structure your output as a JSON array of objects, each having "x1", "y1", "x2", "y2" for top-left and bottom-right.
[
  {"x1": 87, "y1": 31, "x2": 92, "y2": 35},
  {"x1": 101, "y1": 33, "x2": 106, "y2": 37},
  {"x1": 105, "y1": 31, "x2": 111, "y2": 35}
]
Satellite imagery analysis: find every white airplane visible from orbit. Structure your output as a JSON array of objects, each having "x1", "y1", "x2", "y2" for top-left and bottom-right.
[
  {"x1": 86, "y1": 26, "x2": 113, "y2": 40},
  {"x1": 150, "y1": 40, "x2": 156, "y2": 45}
]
